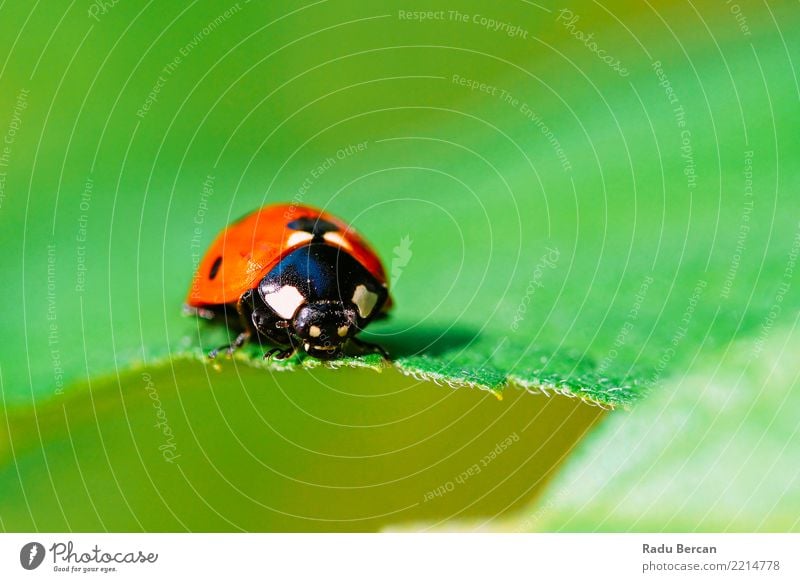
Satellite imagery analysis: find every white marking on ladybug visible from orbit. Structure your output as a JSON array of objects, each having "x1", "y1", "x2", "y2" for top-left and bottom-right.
[
  {"x1": 264, "y1": 285, "x2": 305, "y2": 319},
  {"x1": 305, "y1": 342, "x2": 335, "y2": 352},
  {"x1": 309, "y1": 325, "x2": 322, "y2": 338},
  {"x1": 323, "y1": 231, "x2": 353, "y2": 250},
  {"x1": 352, "y1": 284, "x2": 378, "y2": 318},
  {"x1": 337, "y1": 325, "x2": 349, "y2": 337},
  {"x1": 287, "y1": 231, "x2": 314, "y2": 247}
]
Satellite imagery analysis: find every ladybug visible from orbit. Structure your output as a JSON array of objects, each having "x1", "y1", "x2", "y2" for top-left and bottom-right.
[{"x1": 185, "y1": 203, "x2": 391, "y2": 360}]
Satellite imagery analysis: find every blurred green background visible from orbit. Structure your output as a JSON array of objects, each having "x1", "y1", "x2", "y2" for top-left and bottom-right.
[{"x1": 0, "y1": 1, "x2": 798, "y2": 531}]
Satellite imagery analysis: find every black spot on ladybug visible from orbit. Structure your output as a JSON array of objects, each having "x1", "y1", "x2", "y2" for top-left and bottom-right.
[
  {"x1": 209, "y1": 256, "x2": 223, "y2": 280},
  {"x1": 288, "y1": 217, "x2": 339, "y2": 237}
]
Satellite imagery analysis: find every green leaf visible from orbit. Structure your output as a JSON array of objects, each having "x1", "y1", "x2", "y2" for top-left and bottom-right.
[
  {"x1": 9, "y1": 5, "x2": 800, "y2": 410},
  {"x1": 2, "y1": 1, "x2": 799, "y2": 409},
  {"x1": 529, "y1": 326, "x2": 800, "y2": 532},
  {"x1": 0, "y1": 0, "x2": 798, "y2": 531},
  {"x1": 0, "y1": 361, "x2": 603, "y2": 531}
]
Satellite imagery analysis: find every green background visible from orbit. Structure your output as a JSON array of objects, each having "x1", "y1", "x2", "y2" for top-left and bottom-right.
[{"x1": 0, "y1": 1, "x2": 798, "y2": 531}]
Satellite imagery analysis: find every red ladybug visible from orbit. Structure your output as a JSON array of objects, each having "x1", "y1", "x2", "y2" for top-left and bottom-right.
[{"x1": 186, "y1": 203, "x2": 391, "y2": 360}]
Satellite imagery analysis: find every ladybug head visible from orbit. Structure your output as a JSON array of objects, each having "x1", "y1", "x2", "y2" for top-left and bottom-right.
[{"x1": 292, "y1": 302, "x2": 358, "y2": 359}]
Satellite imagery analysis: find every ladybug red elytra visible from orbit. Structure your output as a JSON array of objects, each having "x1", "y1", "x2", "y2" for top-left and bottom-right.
[{"x1": 185, "y1": 203, "x2": 391, "y2": 360}]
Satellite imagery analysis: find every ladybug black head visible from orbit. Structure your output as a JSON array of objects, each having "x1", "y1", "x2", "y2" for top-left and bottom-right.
[
  {"x1": 292, "y1": 302, "x2": 357, "y2": 359},
  {"x1": 257, "y1": 243, "x2": 387, "y2": 359}
]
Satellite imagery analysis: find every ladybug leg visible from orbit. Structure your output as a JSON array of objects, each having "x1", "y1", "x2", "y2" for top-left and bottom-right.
[
  {"x1": 183, "y1": 304, "x2": 217, "y2": 320},
  {"x1": 208, "y1": 292, "x2": 259, "y2": 359},
  {"x1": 350, "y1": 336, "x2": 389, "y2": 359},
  {"x1": 227, "y1": 331, "x2": 250, "y2": 354},
  {"x1": 263, "y1": 347, "x2": 295, "y2": 361},
  {"x1": 208, "y1": 331, "x2": 250, "y2": 360}
]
